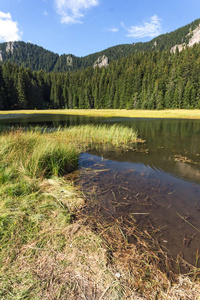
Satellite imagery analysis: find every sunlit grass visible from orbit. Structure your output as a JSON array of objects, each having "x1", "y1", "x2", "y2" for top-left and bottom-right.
[
  {"x1": 0, "y1": 124, "x2": 139, "y2": 298},
  {"x1": 1, "y1": 108, "x2": 200, "y2": 119},
  {"x1": 54, "y1": 124, "x2": 138, "y2": 150},
  {"x1": 0, "y1": 124, "x2": 138, "y2": 180},
  {"x1": 0, "y1": 130, "x2": 78, "y2": 178},
  {"x1": 0, "y1": 125, "x2": 199, "y2": 298}
]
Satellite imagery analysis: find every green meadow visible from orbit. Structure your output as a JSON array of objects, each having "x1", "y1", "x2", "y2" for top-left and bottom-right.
[{"x1": 1, "y1": 109, "x2": 200, "y2": 119}]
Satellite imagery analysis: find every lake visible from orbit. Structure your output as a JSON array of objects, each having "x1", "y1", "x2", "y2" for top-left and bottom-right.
[{"x1": 0, "y1": 113, "x2": 200, "y2": 268}]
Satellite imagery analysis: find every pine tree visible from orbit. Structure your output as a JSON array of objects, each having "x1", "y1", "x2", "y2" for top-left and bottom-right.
[
  {"x1": 0, "y1": 66, "x2": 5, "y2": 109},
  {"x1": 17, "y1": 70, "x2": 28, "y2": 109}
]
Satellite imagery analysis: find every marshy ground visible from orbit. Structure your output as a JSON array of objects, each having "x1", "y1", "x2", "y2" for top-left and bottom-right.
[
  {"x1": 1, "y1": 108, "x2": 200, "y2": 119},
  {"x1": 0, "y1": 123, "x2": 200, "y2": 299}
]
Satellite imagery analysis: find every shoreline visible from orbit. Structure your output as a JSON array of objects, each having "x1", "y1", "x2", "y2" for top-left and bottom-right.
[
  {"x1": 0, "y1": 124, "x2": 200, "y2": 299},
  {"x1": 0, "y1": 109, "x2": 200, "y2": 119}
]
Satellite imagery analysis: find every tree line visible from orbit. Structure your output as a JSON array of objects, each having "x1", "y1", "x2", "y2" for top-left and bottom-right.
[{"x1": 1, "y1": 43, "x2": 200, "y2": 110}]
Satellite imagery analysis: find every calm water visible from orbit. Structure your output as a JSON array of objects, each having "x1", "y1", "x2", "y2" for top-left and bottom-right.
[{"x1": 1, "y1": 114, "x2": 200, "y2": 266}]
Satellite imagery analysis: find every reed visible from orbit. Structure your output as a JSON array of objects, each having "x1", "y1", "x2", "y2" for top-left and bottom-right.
[
  {"x1": 0, "y1": 123, "x2": 138, "y2": 207},
  {"x1": 0, "y1": 130, "x2": 78, "y2": 178},
  {"x1": 56, "y1": 124, "x2": 138, "y2": 150}
]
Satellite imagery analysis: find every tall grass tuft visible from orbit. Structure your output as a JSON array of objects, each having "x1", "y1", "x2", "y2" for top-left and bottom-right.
[
  {"x1": 55, "y1": 124, "x2": 138, "y2": 150},
  {"x1": 0, "y1": 124, "x2": 138, "y2": 180},
  {"x1": 1, "y1": 125, "x2": 200, "y2": 299},
  {"x1": 0, "y1": 130, "x2": 78, "y2": 179},
  {"x1": 0, "y1": 124, "x2": 141, "y2": 299}
]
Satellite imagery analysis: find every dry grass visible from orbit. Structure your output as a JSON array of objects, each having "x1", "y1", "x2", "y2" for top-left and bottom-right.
[
  {"x1": 77, "y1": 211, "x2": 200, "y2": 300},
  {"x1": 1, "y1": 175, "x2": 200, "y2": 299},
  {"x1": 0, "y1": 126, "x2": 200, "y2": 299},
  {"x1": 1, "y1": 109, "x2": 200, "y2": 119}
]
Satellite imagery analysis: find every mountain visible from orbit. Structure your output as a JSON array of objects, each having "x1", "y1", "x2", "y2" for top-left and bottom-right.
[
  {"x1": 2, "y1": 23, "x2": 200, "y2": 111},
  {"x1": 0, "y1": 18, "x2": 200, "y2": 73}
]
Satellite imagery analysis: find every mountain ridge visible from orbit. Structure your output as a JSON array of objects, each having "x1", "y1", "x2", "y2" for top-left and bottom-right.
[{"x1": 0, "y1": 18, "x2": 200, "y2": 72}]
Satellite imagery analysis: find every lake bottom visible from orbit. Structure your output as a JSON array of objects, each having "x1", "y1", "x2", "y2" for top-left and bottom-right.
[{"x1": 78, "y1": 153, "x2": 200, "y2": 270}]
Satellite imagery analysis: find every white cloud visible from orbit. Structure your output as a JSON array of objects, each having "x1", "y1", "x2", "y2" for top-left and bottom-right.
[
  {"x1": 44, "y1": 10, "x2": 48, "y2": 16},
  {"x1": 107, "y1": 27, "x2": 119, "y2": 33},
  {"x1": 55, "y1": 0, "x2": 99, "y2": 24},
  {"x1": 0, "y1": 11, "x2": 22, "y2": 42},
  {"x1": 123, "y1": 15, "x2": 162, "y2": 38}
]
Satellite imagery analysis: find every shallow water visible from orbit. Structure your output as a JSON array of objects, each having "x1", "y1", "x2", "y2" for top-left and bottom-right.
[
  {"x1": 79, "y1": 152, "x2": 200, "y2": 267},
  {"x1": 1, "y1": 113, "x2": 200, "y2": 266}
]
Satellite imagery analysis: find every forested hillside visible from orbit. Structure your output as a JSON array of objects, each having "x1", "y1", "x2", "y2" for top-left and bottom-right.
[
  {"x1": 0, "y1": 42, "x2": 59, "y2": 72},
  {"x1": 0, "y1": 18, "x2": 200, "y2": 72},
  {"x1": 1, "y1": 42, "x2": 200, "y2": 110}
]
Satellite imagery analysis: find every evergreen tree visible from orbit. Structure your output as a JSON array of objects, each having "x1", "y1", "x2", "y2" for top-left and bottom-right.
[
  {"x1": 17, "y1": 70, "x2": 28, "y2": 109},
  {"x1": 0, "y1": 66, "x2": 5, "y2": 109}
]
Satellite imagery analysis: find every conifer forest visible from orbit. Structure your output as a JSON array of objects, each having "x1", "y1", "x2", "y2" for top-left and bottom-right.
[{"x1": 1, "y1": 44, "x2": 200, "y2": 110}]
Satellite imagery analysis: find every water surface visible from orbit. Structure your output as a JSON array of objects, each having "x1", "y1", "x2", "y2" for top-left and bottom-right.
[{"x1": 1, "y1": 113, "x2": 200, "y2": 266}]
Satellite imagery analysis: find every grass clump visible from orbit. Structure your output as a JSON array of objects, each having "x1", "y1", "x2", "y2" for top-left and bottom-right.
[
  {"x1": 0, "y1": 124, "x2": 140, "y2": 299},
  {"x1": 0, "y1": 129, "x2": 78, "y2": 178},
  {"x1": 2, "y1": 125, "x2": 199, "y2": 298},
  {"x1": 61, "y1": 124, "x2": 138, "y2": 149}
]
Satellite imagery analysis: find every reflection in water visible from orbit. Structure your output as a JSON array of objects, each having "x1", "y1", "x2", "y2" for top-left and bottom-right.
[
  {"x1": 0, "y1": 113, "x2": 200, "y2": 183},
  {"x1": 102, "y1": 118, "x2": 200, "y2": 184},
  {"x1": 1, "y1": 113, "x2": 200, "y2": 266},
  {"x1": 175, "y1": 162, "x2": 200, "y2": 183},
  {"x1": 79, "y1": 153, "x2": 200, "y2": 267},
  {"x1": 0, "y1": 113, "x2": 103, "y2": 128}
]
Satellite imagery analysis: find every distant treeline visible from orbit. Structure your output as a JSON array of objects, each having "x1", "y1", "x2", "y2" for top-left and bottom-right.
[{"x1": 1, "y1": 44, "x2": 200, "y2": 110}]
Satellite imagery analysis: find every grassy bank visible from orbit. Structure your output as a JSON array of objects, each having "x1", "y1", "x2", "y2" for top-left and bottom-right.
[
  {"x1": 1, "y1": 109, "x2": 200, "y2": 119},
  {"x1": 0, "y1": 124, "x2": 138, "y2": 299},
  {"x1": 0, "y1": 126, "x2": 200, "y2": 299}
]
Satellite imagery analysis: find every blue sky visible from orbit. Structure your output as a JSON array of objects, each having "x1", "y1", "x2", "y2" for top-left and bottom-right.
[{"x1": 0, "y1": 0, "x2": 200, "y2": 57}]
